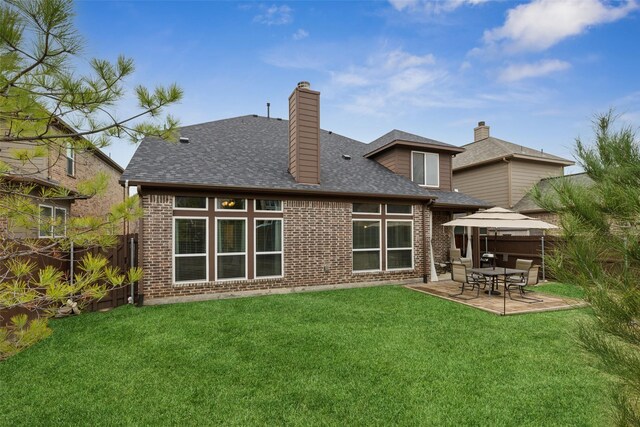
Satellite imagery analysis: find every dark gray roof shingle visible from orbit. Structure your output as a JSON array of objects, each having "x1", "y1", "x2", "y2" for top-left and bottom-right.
[
  {"x1": 366, "y1": 129, "x2": 460, "y2": 155},
  {"x1": 122, "y1": 115, "x2": 489, "y2": 207}
]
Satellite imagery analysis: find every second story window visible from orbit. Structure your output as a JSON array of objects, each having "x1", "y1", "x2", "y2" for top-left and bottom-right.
[
  {"x1": 66, "y1": 144, "x2": 74, "y2": 176},
  {"x1": 411, "y1": 151, "x2": 439, "y2": 187}
]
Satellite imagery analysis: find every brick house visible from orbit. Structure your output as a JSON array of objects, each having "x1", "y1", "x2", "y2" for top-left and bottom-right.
[
  {"x1": 122, "y1": 82, "x2": 489, "y2": 304},
  {"x1": 1, "y1": 118, "x2": 124, "y2": 238}
]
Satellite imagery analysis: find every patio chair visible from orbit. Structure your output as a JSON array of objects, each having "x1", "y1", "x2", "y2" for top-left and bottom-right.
[
  {"x1": 449, "y1": 262, "x2": 483, "y2": 300},
  {"x1": 505, "y1": 266, "x2": 542, "y2": 303},
  {"x1": 449, "y1": 248, "x2": 461, "y2": 263},
  {"x1": 459, "y1": 257, "x2": 472, "y2": 269},
  {"x1": 506, "y1": 259, "x2": 534, "y2": 286}
]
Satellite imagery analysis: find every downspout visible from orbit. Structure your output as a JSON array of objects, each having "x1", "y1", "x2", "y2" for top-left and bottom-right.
[
  {"x1": 423, "y1": 200, "x2": 435, "y2": 283},
  {"x1": 124, "y1": 179, "x2": 134, "y2": 304}
]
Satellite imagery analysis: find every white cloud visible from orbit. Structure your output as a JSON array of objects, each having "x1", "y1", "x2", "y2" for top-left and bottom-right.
[
  {"x1": 292, "y1": 28, "x2": 309, "y2": 40},
  {"x1": 484, "y1": 0, "x2": 638, "y2": 53},
  {"x1": 328, "y1": 49, "x2": 450, "y2": 115},
  {"x1": 389, "y1": 0, "x2": 489, "y2": 14},
  {"x1": 499, "y1": 59, "x2": 571, "y2": 82},
  {"x1": 253, "y1": 4, "x2": 293, "y2": 26}
]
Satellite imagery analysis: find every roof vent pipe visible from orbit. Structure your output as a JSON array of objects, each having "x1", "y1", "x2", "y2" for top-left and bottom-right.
[{"x1": 267, "y1": 102, "x2": 270, "y2": 118}]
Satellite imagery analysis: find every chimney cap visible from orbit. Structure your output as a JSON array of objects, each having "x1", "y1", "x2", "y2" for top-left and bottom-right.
[
  {"x1": 478, "y1": 121, "x2": 486, "y2": 127},
  {"x1": 297, "y1": 81, "x2": 311, "y2": 89}
]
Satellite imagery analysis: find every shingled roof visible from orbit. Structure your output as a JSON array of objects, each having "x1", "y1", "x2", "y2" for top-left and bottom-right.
[
  {"x1": 453, "y1": 136, "x2": 574, "y2": 170},
  {"x1": 513, "y1": 173, "x2": 592, "y2": 213},
  {"x1": 365, "y1": 129, "x2": 463, "y2": 158},
  {"x1": 122, "y1": 115, "x2": 489, "y2": 207}
]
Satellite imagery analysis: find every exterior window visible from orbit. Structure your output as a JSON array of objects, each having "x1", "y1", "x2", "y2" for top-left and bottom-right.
[
  {"x1": 39, "y1": 205, "x2": 66, "y2": 238},
  {"x1": 255, "y1": 200, "x2": 282, "y2": 212},
  {"x1": 66, "y1": 144, "x2": 74, "y2": 176},
  {"x1": 387, "y1": 221, "x2": 413, "y2": 270},
  {"x1": 386, "y1": 204, "x2": 413, "y2": 215},
  {"x1": 216, "y1": 219, "x2": 246, "y2": 280},
  {"x1": 216, "y1": 198, "x2": 246, "y2": 211},
  {"x1": 353, "y1": 203, "x2": 380, "y2": 214},
  {"x1": 352, "y1": 220, "x2": 381, "y2": 271},
  {"x1": 412, "y1": 152, "x2": 439, "y2": 187},
  {"x1": 174, "y1": 218, "x2": 208, "y2": 283},
  {"x1": 175, "y1": 196, "x2": 207, "y2": 210},
  {"x1": 255, "y1": 219, "x2": 283, "y2": 277}
]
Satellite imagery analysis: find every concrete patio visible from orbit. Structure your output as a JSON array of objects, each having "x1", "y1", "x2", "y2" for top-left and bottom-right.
[{"x1": 406, "y1": 279, "x2": 587, "y2": 315}]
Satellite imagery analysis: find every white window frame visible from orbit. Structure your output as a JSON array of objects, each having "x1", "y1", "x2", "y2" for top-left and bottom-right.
[
  {"x1": 352, "y1": 203, "x2": 381, "y2": 214},
  {"x1": 214, "y1": 198, "x2": 248, "y2": 212},
  {"x1": 53, "y1": 207, "x2": 67, "y2": 238},
  {"x1": 38, "y1": 204, "x2": 67, "y2": 238},
  {"x1": 410, "y1": 151, "x2": 439, "y2": 188},
  {"x1": 173, "y1": 196, "x2": 208, "y2": 211},
  {"x1": 215, "y1": 217, "x2": 248, "y2": 281},
  {"x1": 254, "y1": 199, "x2": 283, "y2": 213},
  {"x1": 254, "y1": 218, "x2": 284, "y2": 279},
  {"x1": 352, "y1": 219, "x2": 382, "y2": 273},
  {"x1": 385, "y1": 204, "x2": 414, "y2": 216},
  {"x1": 66, "y1": 144, "x2": 75, "y2": 177},
  {"x1": 172, "y1": 216, "x2": 209, "y2": 284},
  {"x1": 385, "y1": 219, "x2": 414, "y2": 271}
]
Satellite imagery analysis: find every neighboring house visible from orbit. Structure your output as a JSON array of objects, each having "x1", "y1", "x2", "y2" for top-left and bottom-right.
[
  {"x1": 0, "y1": 118, "x2": 124, "y2": 238},
  {"x1": 121, "y1": 82, "x2": 489, "y2": 304},
  {"x1": 512, "y1": 172, "x2": 593, "y2": 226},
  {"x1": 452, "y1": 122, "x2": 574, "y2": 210}
]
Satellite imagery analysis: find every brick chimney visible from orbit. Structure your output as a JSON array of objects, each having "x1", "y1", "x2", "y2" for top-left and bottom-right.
[
  {"x1": 288, "y1": 81, "x2": 320, "y2": 184},
  {"x1": 474, "y1": 121, "x2": 490, "y2": 142}
]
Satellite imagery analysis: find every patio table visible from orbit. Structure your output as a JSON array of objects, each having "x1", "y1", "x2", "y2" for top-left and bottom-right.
[{"x1": 470, "y1": 267, "x2": 527, "y2": 295}]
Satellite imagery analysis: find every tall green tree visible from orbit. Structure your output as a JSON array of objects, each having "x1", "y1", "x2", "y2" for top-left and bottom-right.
[
  {"x1": 533, "y1": 112, "x2": 640, "y2": 425},
  {"x1": 0, "y1": 0, "x2": 182, "y2": 360}
]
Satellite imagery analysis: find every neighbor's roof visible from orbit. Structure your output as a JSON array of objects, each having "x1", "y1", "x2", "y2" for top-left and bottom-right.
[
  {"x1": 452, "y1": 136, "x2": 574, "y2": 170},
  {"x1": 513, "y1": 173, "x2": 592, "y2": 213},
  {"x1": 121, "y1": 115, "x2": 490, "y2": 207},
  {"x1": 365, "y1": 129, "x2": 464, "y2": 158}
]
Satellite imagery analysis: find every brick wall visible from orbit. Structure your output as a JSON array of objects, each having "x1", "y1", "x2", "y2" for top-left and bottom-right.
[
  {"x1": 48, "y1": 146, "x2": 123, "y2": 218},
  {"x1": 431, "y1": 211, "x2": 452, "y2": 263},
  {"x1": 139, "y1": 195, "x2": 430, "y2": 302}
]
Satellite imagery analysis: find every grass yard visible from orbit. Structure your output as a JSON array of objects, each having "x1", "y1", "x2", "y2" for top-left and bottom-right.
[{"x1": 0, "y1": 286, "x2": 610, "y2": 426}]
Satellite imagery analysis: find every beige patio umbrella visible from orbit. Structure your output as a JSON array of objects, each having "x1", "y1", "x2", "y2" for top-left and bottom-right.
[{"x1": 442, "y1": 207, "x2": 557, "y2": 279}]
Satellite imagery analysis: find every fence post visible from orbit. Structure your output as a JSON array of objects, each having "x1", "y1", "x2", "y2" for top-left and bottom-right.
[
  {"x1": 541, "y1": 234, "x2": 546, "y2": 281},
  {"x1": 129, "y1": 236, "x2": 135, "y2": 304}
]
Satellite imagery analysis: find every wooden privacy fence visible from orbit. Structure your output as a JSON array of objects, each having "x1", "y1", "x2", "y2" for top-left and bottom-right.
[
  {"x1": 455, "y1": 234, "x2": 559, "y2": 279},
  {"x1": 1, "y1": 234, "x2": 138, "y2": 325}
]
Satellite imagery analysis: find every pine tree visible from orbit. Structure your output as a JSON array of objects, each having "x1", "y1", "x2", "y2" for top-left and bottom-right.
[
  {"x1": 0, "y1": 0, "x2": 182, "y2": 359},
  {"x1": 532, "y1": 111, "x2": 640, "y2": 425}
]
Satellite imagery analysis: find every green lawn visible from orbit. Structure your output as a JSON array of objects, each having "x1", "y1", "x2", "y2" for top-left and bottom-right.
[{"x1": 0, "y1": 286, "x2": 610, "y2": 426}]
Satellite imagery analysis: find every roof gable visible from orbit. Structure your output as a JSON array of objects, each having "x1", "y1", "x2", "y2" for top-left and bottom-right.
[
  {"x1": 365, "y1": 129, "x2": 463, "y2": 158},
  {"x1": 453, "y1": 137, "x2": 574, "y2": 170}
]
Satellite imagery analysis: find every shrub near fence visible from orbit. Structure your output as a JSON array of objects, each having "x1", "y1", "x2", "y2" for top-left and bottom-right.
[{"x1": 0, "y1": 234, "x2": 138, "y2": 326}]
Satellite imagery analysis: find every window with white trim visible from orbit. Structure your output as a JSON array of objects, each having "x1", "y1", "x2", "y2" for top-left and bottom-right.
[
  {"x1": 216, "y1": 198, "x2": 246, "y2": 211},
  {"x1": 386, "y1": 204, "x2": 413, "y2": 215},
  {"x1": 66, "y1": 144, "x2": 74, "y2": 176},
  {"x1": 411, "y1": 151, "x2": 439, "y2": 187},
  {"x1": 175, "y1": 196, "x2": 207, "y2": 210},
  {"x1": 39, "y1": 205, "x2": 67, "y2": 238},
  {"x1": 353, "y1": 203, "x2": 380, "y2": 214},
  {"x1": 255, "y1": 200, "x2": 282, "y2": 212},
  {"x1": 174, "y1": 218, "x2": 208, "y2": 282},
  {"x1": 387, "y1": 220, "x2": 413, "y2": 270},
  {"x1": 352, "y1": 220, "x2": 381, "y2": 272},
  {"x1": 216, "y1": 218, "x2": 246, "y2": 280},
  {"x1": 255, "y1": 219, "x2": 283, "y2": 277}
]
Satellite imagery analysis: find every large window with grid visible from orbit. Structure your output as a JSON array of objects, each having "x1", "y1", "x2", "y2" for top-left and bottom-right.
[
  {"x1": 386, "y1": 220, "x2": 413, "y2": 270},
  {"x1": 174, "y1": 218, "x2": 208, "y2": 283},
  {"x1": 216, "y1": 218, "x2": 247, "y2": 280},
  {"x1": 255, "y1": 219, "x2": 283, "y2": 278}
]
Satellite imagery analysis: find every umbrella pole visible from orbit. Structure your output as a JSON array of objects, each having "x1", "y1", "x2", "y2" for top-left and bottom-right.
[{"x1": 541, "y1": 232, "x2": 546, "y2": 282}]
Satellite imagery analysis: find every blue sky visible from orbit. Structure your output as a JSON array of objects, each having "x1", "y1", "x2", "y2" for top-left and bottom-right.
[{"x1": 74, "y1": 0, "x2": 640, "y2": 173}]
